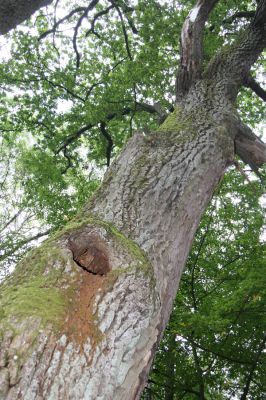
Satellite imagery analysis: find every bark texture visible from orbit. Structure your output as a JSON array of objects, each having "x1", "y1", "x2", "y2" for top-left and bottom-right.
[
  {"x1": 0, "y1": 0, "x2": 52, "y2": 34},
  {"x1": 0, "y1": 1, "x2": 266, "y2": 399},
  {"x1": 0, "y1": 86, "x2": 236, "y2": 399}
]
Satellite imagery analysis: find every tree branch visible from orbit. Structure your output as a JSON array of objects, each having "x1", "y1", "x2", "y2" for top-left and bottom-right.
[
  {"x1": 56, "y1": 102, "x2": 165, "y2": 153},
  {"x1": 234, "y1": 122, "x2": 266, "y2": 175},
  {"x1": 244, "y1": 75, "x2": 266, "y2": 102},
  {"x1": 0, "y1": 229, "x2": 51, "y2": 262},
  {"x1": 111, "y1": 1, "x2": 133, "y2": 61},
  {"x1": 205, "y1": 0, "x2": 266, "y2": 100},
  {"x1": 39, "y1": 7, "x2": 87, "y2": 40},
  {"x1": 72, "y1": 0, "x2": 100, "y2": 69},
  {"x1": 85, "y1": 5, "x2": 114, "y2": 38},
  {"x1": 175, "y1": 0, "x2": 220, "y2": 101},
  {"x1": 240, "y1": 335, "x2": 266, "y2": 400},
  {"x1": 100, "y1": 122, "x2": 113, "y2": 167}
]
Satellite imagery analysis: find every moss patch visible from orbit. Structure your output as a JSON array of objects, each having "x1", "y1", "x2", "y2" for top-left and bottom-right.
[
  {"x1": 0, "y1": 243, "x2": 77, "y2": 335},
  {"x1": 0, "y1": 277, "x2": 66, "y2": 329}
]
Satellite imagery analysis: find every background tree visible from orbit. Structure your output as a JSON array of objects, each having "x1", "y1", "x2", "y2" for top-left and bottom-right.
[{"x1": 0, "y1": 1, "x2": 265, "y2": 399}]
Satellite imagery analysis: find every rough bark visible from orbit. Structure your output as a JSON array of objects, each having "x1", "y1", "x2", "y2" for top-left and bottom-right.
[
  {"x1": 0, "y1": 1, "x2": 266, "y2": 400},
  {"x1": 0, "y1": 0, "x2": 52, "y2": 35},
  {"x1": 0, "y1": 85, "x2": 236, "y2": 399}
]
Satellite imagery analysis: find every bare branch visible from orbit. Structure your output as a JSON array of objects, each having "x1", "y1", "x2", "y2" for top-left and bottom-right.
[
  {"x1": 111, "y1": 0, "x2": 133, "y2": 61},
  {"x1": 244, "y1": 75, "x2": 266, "y2": 102},
  {"x1": 175, "y1": 0, "x2": 220, "y2": 101},
  {"x1": 85, "y1": 5, "x2": 114, "y2": 38},
  {"x1": 39, "y1": 7, "x2": 87, "y2": 40},
  {"x1": 73, "y1": 0, "x2": 100, "y2": 69}
]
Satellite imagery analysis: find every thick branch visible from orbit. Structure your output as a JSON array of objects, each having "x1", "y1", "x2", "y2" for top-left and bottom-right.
[
  {"x1": 244, "y1": 75, "x2": 266, "y2": 102},
  {"x1": 111, "y1": 1, "x2": 133, "y2": 61},
  {"x1": 175, "y1": 0, "x2": 219, "y2": 101},
  {"x1": 100, "y1": 122, "x2": 113, "y2": 167},
  {"x1": 234, "y1": 122, "x2": 266, "y2": 174},
  {"x1": 205, "y1": 0, "x2": 266, "y2": 99}
]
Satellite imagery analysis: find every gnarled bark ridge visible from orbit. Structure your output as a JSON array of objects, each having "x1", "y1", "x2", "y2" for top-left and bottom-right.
[{"x1": 0, "y1": 1, "x2": 266, "y2": 399}]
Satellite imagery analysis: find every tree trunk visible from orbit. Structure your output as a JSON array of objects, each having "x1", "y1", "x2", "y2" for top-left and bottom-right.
[
  {"x1": 0, "y1": 0, "x2": 52, "y2": 35},
  {"x1": 1, "y1": 1, "x2": 266, "y2": 399},
  {"x1": 0, "y1": 84, "x2": 236, "y2": 399}
]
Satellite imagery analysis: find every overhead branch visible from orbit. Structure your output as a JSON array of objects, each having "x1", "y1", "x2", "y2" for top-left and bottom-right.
[
  {"x1": 85, "y1": 5, "x2": 114, "y2": 38},
  {"x1": 234, "y1": 122, "x2": 266, "y2": 176},
  {"x1": 175, "y1": 0, "x2": 220, "y2": 101},
  {"x1": 0, "y1": 229, "x2": 51, "y2": 262},
  {"x1": 61, "y1": 148, "x2": 74, "y2": 174},
  {"x1": 209, "y1": 11, "x2": 255, "y2": 32},
  {"x1": 240, "y1": 335, "x2": 266, "y2": 400},
  {"x1": 85, "y1": 58, "x2": 126, "y2": 100},
  {"x1": 56, "y1": 124, "x2": 93, "y2": 154},
  {"x1": 72, "y1": 0, "x2": 100, "y2": 69},
  {"x1": 100, "y1": 122, "x2": 113, "y2": 167},
  {"x1": 205, "y1": 0, "x2": 266, "y2": 98},
  {"x1": 0, "y1": 210, "x2": 23, "y2": 234},
  {"x1": 186, "y1": 337, "x2": 253, "y2": 366},
  {"x1": 39, "y1": 7, "x2": 87, "y2": 40},
  {"x1": 110, "y1": 1, "x2": 133, "y2": 61},
  {"x1": 244, "y1": 75, "x2": 266, "y2": 102},
  {"x1": 56, "y1": 102, "x2": 166, "y2": 153},
  {"x1": 225, "y1": 10, "x2": 256, "y2": 24},
  {"x1": 41, "y1": 74, "x2": 85, "y2": 102}
]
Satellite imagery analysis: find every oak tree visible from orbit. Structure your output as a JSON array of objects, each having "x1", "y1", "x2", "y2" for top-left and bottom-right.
[{"x1": 0, "y1": 1, "x2": 265, "y2": 399}]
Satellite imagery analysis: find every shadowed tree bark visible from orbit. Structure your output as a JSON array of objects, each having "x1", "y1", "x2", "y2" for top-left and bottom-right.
[
  {"x1": 0, "y1": 0, "x2": 52, "y2": 34},
  {"x1": 0, "y1": 1, "x2": 266, "y2": 399}
]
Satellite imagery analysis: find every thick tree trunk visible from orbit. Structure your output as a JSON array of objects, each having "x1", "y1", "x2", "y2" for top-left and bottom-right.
[
  {"x1": 1, "y1": 1, "x2": 266, "y2": 399},
  {"x1": 0, "y1": 83, "x2": 236, "y2": 399},
  {"x1": 0, "y1": 0, "x2": 52, "y2": 35}
]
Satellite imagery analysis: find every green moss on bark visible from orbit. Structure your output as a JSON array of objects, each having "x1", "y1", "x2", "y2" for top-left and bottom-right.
[{"x1": 0, "y1": 277, "x2": 66, "y2": 328}]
